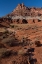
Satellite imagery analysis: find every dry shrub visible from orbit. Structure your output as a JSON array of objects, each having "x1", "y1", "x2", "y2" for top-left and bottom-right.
[
  {"x1": 35, "y1": 40, "x2": 41, "y2": 47},
  {"x1": 0, "y1": 48, "x2": 12, "y2": 58},
  {"x1": 0, "y1": 43, "x2": 6, "y2": 48},
  {"x1": 2, "y1": 37, "x2": 19, "y2": 47}
]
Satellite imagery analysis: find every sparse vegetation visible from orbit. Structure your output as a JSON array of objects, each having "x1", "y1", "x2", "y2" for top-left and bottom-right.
[
  {"x1": 0, "y1": 43, "x2": 6, "y2": 48},
  {"x1": 0, "y1": 48, "x2": 12, "y2": 58},
  {"x1": 1, "y1": 36, "x2": 20, "y2": 47},
  {"x1": 35, "y1": 40, "x2": 41, "y2": 47},
  {"x1": 0, "y1": 3, "x2": 42, "y2": 64}
]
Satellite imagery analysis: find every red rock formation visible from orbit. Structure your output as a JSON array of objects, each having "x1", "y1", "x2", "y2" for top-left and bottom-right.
[
  {"x1": 0, "y1": 3, "x2": 42, "y2": 25},
  {"x1": 7, "y1": 3, "x2": 42, "y2": 16}
]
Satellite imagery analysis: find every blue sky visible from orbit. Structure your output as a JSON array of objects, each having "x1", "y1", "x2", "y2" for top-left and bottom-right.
[{"x1": 0, "y1": 0, "x2": 42, "y2": 17}]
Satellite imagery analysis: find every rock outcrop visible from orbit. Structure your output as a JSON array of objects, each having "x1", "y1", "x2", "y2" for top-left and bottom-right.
[
  {"x1": 7, "y1": 3, "x2": 42, "y2": 17},
  {"x1": 0, "y1": 3, "x2": 42, "y2": 25}
]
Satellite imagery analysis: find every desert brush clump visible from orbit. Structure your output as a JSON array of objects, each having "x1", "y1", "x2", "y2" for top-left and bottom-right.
[
  {"x1": 35, "y1": 40, "x2": 41, "y2": 47},
  {"x1": 20, "y1": 37, "x2": 33, "y2": 47},
  {"x1": 1, "y1": 36, "x2": 20, "y2": 47},
  {"x1": 0, "y1": 48, "x2": 12, "y2": 58},
  {"x1": 0, "y1": 42, "x2": 6, "y2": 48},
  {"x1": 20, "y1": 37, "x2": 29, "y2": 46},
  {"x1": 12, "y1": 51, "x2": 18, "y2": 56}
]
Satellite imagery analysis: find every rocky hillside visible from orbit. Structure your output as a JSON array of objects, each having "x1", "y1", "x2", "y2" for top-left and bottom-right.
[
  {"x1": 0, "y1": 3, "x2": 42, "y2": 27},
  {"x1": 7, "y1": 3, "x2": 42, "y2": 17},
  {"x1": 0, "y1": 3, "x2": 42, "y2": 64}
]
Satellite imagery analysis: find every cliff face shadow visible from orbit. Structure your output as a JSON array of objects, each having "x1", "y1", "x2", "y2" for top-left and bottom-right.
[{"x1": 22, "y1": 19, "x2": 28, "y2": 24}]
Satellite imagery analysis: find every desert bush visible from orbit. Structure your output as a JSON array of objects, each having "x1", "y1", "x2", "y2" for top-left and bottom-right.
[
  {"x1": 2, "y1": 34, "x2": 8, "y2": 39},
  {"x1": 0, "y1": 48, "x2": 12, "y2": 58},
  {"x1": 28, "y1": 48, "x2": 35, "y2": 52},
  {"x1": 11, "y1": 25, "x2": 14, "y2": 28},
  {"x1": 3, "y1": 30, "x2": 8, "y2": 34},
  {"x1": 29, "y1": 58, "x2": 37, "y2": 64},
  {"x1": 2, "y1": 37, "x2": 20, "y2": 47},
  {"x1": 0, "y1": 43, "x2": 6, "y2": 48},
  {"x1": 20, "y1": 37, "x2": 28, "y2": 46},
  {"x1": 21, "y1": 37, "x2": 32, "y2": 47},
  {"x1": 20, "y1": 59, "x2": 28, "y2": 64},
  {"x1": 12, "y1": 51, "x2": 18, "y2": 55},
  {"x1": 12, "y1": 61, "x2": 18, "y2": 64},
  {"x1": 35, "y1": 40, "x2": 41, "y2": 47}
]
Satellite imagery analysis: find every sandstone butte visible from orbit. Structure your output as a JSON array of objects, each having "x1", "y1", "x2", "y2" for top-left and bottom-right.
[{"x1": 0, "y1": 3, "x2": 42, "y2": 26}]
